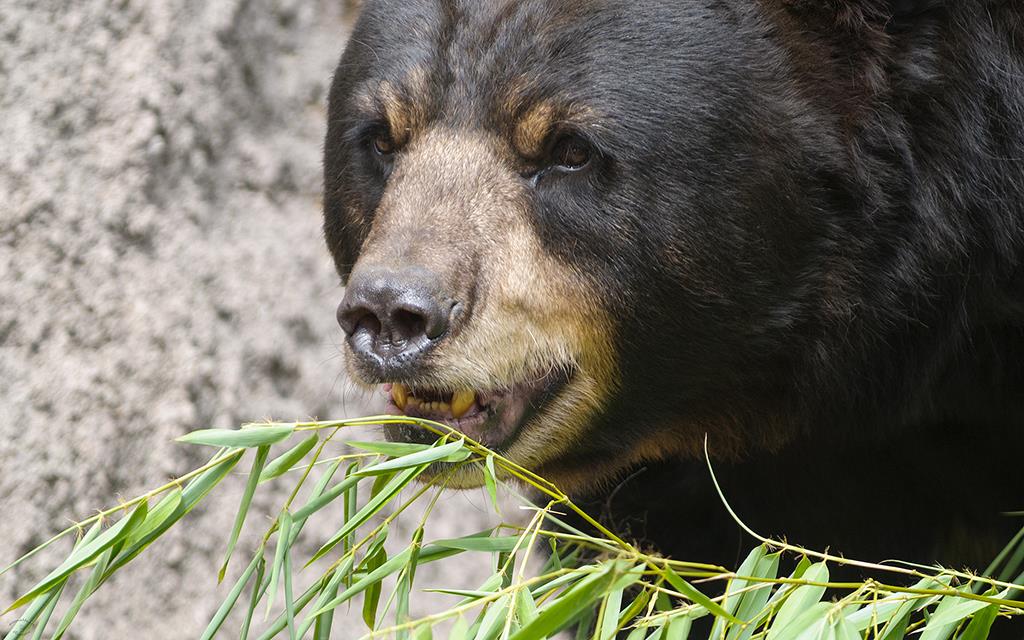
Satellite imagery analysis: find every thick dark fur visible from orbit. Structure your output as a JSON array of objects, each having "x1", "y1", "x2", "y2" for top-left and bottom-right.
[{"x1": 324, "y1": 0, "x2": 1024, "y2": 585}]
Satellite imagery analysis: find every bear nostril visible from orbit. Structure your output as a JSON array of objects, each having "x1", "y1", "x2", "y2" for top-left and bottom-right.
[
  {"x1": 337, "y1": 302, "x2": 381, "y2": 339},
  {"x1": 390, "y1": 308, "x2": 428, "y2": 343}
]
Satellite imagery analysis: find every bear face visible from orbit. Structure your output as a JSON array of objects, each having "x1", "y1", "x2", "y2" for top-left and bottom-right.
[{"x1": 323, "y1": 0, "x2": 1024, "y2": 524}]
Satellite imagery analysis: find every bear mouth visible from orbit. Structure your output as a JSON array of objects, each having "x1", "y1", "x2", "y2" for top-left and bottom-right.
[{"x1": 382, "y1": 368, "x2": 572, "y2": 451}]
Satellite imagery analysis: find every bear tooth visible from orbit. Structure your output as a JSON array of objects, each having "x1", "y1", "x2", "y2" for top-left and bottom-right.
[
  {"x1": 451, "y1": 390, "x2": 475, "y2": 418},
  {"x1": 391, "y1": 383, "x2": 408, "y2": 410}
]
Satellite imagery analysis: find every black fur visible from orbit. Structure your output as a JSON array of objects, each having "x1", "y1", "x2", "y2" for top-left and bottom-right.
[{"x1": 324, "y1": 0, "x2": 1024, "y2": 580}]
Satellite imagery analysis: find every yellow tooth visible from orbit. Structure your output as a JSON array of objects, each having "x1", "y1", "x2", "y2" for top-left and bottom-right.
[
  {"x1": 391, "y1": 384, "x2": 408, "y2": 410},
  {"x1": 438, "y1": 402, "x2": 451, "y2": 414},
  {"x1": 450, "y1": 390, "x2": 476, "y2": 419}
]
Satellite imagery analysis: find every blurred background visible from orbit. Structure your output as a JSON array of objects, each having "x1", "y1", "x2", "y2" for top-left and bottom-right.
[{"x1": 0, "y1": 1, "x2": 502, "y2": 637}]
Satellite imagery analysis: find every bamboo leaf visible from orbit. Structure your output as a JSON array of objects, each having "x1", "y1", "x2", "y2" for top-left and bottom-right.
[
  {"x1": 362, "y1": 546, "x2": 387, "y2": 630},
  {"x1": 260, "y1": 435, "x2": 319, "y2": 482},
  {"x1": 432, "y1": 532, "x2": 520, "y2": 553},
  {"x1": 510, "y1": 563, "x2": 623, "y2": 640},
  {"x1": 664, "y1": 565, "x2": 740, "y2": 624},
  {"x1": 4, "y1": 587, "x2": 65, "y2": 640},
  {"x1": 397, "y1": 527, "x2": 425, "y2": 640},
  {"x1": 348, "y1": 441, "x2": 435, "y2": 456},
  {"x1": 299, "y1": 556, "x2": 354, "y2": 639},
  {"x1": 201, "y1": 549, "x2": 264, "y2": 640},
  {"x1": 308, "y1": 465, "x2": 425, "y2": 565},
  {"x1": 764, "y1": 602, "x2": 831, "y2": 640},
  {"x1": 958, "y1": 603, "x2": 999, "y2": 640},
  {"x1": 284, "y1": 546, "x2": 297, "y2": 640},
  {"x1": 104, "y1": 452, "x2": 242, "y2": 576},
  {"x1": 473, "y1": 594, "x2": 511, "y2": 640},
  {"x1": 315, "y1": 547, "x2": 414, "y2": 616},
  {"x1": 290, "y1": 475, "x2": 360, "y2": 522},
  {"x1": 921, "y1": 585, "x2": 989, "y2": 640},
  {"x1": 484, "y1": 455, "x2": 501, "y2": 514},
  {"x1": 355, "y1": 440, "x2": 470, "y2": 476},
  {"x1": 239, "y1": 555, "x2": 266, "y2": 640},
  {"x1": 766, "y1": 562, "x2": 829, "y2": 639},
  {"x1": 177, "y1": 425, "x2": 295, "y2": 448},
  {"x1": 7, "y1": 501, "x2": 149, "y2": 613},
  {"x1": 596, "y1": 587, "x2": 624, "y2": 640},
  {"x1": 731, "y1": 550, "x2": 780, "y2": 636},
  {"x1": 450, "y1": 616, "x2": 469, "y2": 640},
  {"x1": 516, "y1": 585, "x2": 539, "y2": 627},
  {"x1": 220, "y1": 445, "x2": 270, "y2": 582},
  {"x1": 664, "y1": 615, "x2": 692, "y2": 640},
  {"x1": 123, "y1": 489, "x2": 182, "y2": 550},
  {"x1": 266, "y1": 511, "x2": 293, "y2": 620},
  {"x1": 29, "y1": 588, "x2": 62, "y2": 640},
  {"x1": 51, "y1": 545, "x2": 116, "y2": 639}
]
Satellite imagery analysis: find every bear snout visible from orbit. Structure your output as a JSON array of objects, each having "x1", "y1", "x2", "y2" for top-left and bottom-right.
[{"x1": 337, "y1": 265, "x2": 458, "y2": 380}]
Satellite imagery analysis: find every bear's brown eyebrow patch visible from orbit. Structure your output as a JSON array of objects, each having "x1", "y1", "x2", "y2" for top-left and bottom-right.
[
  {"x1": 354, "y1": 68, "x2": 433, "y2": 146},
  {"x1": 505, "y1": 84, "x2": 599, "y2": 159},
  {"x1": 513, "y1": 101, "x2": 559, "y2": 159}
]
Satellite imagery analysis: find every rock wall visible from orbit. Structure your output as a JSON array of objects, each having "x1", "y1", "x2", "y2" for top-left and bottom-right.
[{"x1": 0, "y1": 2, "x2": 497, "y2": 637}]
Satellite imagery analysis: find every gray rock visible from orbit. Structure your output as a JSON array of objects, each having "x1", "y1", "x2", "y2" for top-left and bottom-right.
[{"x1": 0, "y1": 2, "x2": 502, "y2": 637}]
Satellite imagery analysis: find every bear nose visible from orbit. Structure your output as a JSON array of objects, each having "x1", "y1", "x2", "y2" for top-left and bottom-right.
[{"x1": 337, "y1": 267, "x2": 452, "y2": 375}]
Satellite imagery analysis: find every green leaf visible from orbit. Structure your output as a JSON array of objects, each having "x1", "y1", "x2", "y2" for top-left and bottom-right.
[
  {"x1": 355, "y1": 439, "x2": 470, "y2": 476},
  {"x1": 7, "y1": 501, "x2": 149, "y2": 613},
  {"x1": 201, "y1": 550, "x2": 264, "y2": 640},
  {"x1": 510, "y1": 563, "x2": 623, "y2": 640},
  {"x1": 123, "y1": 489, "x2": 183, "y2": 550},
  {"x1": 299, "y1": 556, "x2": 354, "y2": 640},
  {"x1": 266, "y1": 511, "x2": 293, "y2": 620},
  {"x1": 728, "y1": 551, "x2": 780, "y2": 638},
  {"x1": 450, "y1": 616, "x2": 470, "y2": 640},
  {"x1": 921, "y1": 585, "x2": 991, "y2": 640},
  {"x1": 308, "y1": 465, "x2": 425, "y2": 565},
  {"x1": 51, "y1": 544, "x2": 116, "y2": 640},
  {"x1": 260, "y1": 435, "x2": 319, "y2": 482},
  {"x1": 348, "y1": 441, "x2": 435, "y2": 456},
  {"x1": 362, "y1": 546, "x2": 387, "y2": 630},
  {"x1": 253, "y1": 575, "x2": 327, "y2": 640},
  {"x1": 516, "y1": 585, "x2": 539, "y2": 627},
  {"x1": 414, "y1": 625, "x2": 434, "y2": 640},
  {"x1": 283, "y1": 546, "x2": 297, "y2": 640},
  {"x1": 709, "y1": 545, "x2": 767, "y2": 640},
  {"x1": 29, "y1": 585, "x2": 63, "y2": 640},
  {"x1": 220, "y1": 446, "x2": 270, "y2": 582},
  {"x1": 4, "y1": 588, "x2": 61, "y2": 640},
  {"x1": 104, "y1": 452, "x2": 242, "y2": 576},
  {"x1": 315, "y1": 546, "x2": 415, "y2": 617},
  {"x1": 473, "y1": 594, "x2": 511, "y2": 640},
  {"x1": 176, "y1": 425, "x2": 295, "y2": 448},
  {"x1": 596, "y1": 587, "x2": 624, "y2": 640},
  {"x1": 664, "y1": 565, "x2": 740, "y2": 624},
  {"x1": 290, "y1": 475, "x2": 360, "y2": 522},
  {"x1": 397, "y1": 527, "x2": 425, "y2": 639},
  {"x1": 766, "y1": 562, "x2": 829, "y2": 639},
  {"x1": 765, "y1": 602, "x2": 832, "y2": 640},
  {"x1": 958, "y1": 603, "x2": 999, "y2": 640},
  {"x1": 664, "y1": 615, "x2": 693, "y2": 640},
  {"x1": 432, "y1": 532, "x2": 520, "y2": 553},
  {"x1": 239, "y1": 555, "x2": 266, "y2": 640},
  {"x1": 484, "y1": 455, "x2": 501, "y2": 514}
]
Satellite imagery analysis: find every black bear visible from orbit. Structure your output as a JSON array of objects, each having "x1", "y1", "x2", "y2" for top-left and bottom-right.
[{"x1": 323, "y1": 0, "x2": 1024, "y2": 573}]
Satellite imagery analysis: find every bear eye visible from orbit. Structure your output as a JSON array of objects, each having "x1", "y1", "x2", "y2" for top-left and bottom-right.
[
  {"x1": 372, "y1": 132, "x2": 396, "y2": 156},
  {"x1": 552, "y1": 135, "x2": 592, "y2": 171}
]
